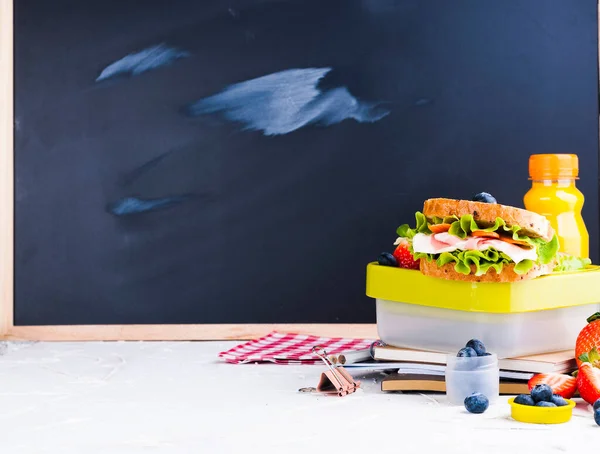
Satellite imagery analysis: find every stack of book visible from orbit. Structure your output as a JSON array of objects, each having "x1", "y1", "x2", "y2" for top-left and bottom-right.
[{"x1": 341, "y1": 344, "x2": 577, "y2": 395}]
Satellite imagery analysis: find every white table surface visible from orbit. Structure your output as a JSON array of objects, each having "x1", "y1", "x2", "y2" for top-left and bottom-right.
[{"x1": 0, "y1": 340, "x2": 597, "y2": 453}]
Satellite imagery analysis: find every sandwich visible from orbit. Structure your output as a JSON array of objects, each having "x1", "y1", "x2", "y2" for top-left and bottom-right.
[{"x1": 393, "y1": 197, "x2": 562, "y2": 282}]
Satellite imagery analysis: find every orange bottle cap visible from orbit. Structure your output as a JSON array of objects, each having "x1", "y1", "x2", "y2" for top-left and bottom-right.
[{"x1": 529, "y1": 154, "x2": 579, "y2": 180}]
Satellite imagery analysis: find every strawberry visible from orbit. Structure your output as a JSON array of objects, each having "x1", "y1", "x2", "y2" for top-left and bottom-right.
[
  {"x1": 527, "y1": 373, "x2": 577, "y2": 399},
  {"x1": 575, "y1": 312, "x2": 600, "y2": 368},
  {"x1": 576, "y1": 362, "x2": 600, "y2": 405},
  {"x1": 393, "y1": 240, "x2": 420, "y2": 270}
]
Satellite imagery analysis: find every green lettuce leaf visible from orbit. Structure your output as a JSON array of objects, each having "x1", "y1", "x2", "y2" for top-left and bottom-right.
[
  {"x1": 553, "y1": 253, "x2": 591, "y2": 272},
  {"x1": 396, "y1": 212, "x2": 431, "y2": 239},
  {"x1": 514, "y1": 259, "x2": 536, "y2": 274},
  {"x1": 536, "y1": 235, "x2": 559, "y2": 265},
  {"x1": 415, "y1": 248, "x2": 535, "y2": 276},
  {"x1": 430, "y1": 215, "x2": 460, "y2": 225},
  {"x1": 448, "y1": 215, "x2": 516, "y2": 239}
]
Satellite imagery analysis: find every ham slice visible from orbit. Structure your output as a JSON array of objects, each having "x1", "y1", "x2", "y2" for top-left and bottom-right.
[{"x1": 411, "y1": 233, "x2": 538, "y2": 264}]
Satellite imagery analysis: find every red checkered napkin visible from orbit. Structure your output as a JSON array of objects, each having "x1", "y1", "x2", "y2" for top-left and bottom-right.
[{"x1": 218, "y1": 331, "x2": 376, "y2": 364}]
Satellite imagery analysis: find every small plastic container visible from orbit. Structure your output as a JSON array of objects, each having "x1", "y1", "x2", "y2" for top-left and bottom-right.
[
  {"x1": 366, "y1": 263, "x2": 600, "y2": 358},
  {"x1": 445, "y1": 354, "x2": 499, "y2": 405},
  {"x1": 508, "y1": 397, "x2": 576, "y2": 424}
]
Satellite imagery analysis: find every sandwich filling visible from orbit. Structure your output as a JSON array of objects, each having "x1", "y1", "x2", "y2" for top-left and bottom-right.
[{"x1": 396, "y1": 212, "x2": 559, "y2": 276}]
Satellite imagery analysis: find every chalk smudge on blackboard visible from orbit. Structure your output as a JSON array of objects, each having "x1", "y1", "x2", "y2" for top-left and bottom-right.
[
  {"x1": 185, "y1": 68, "x2": 390, "y2": 136},
  {"x1": 414, "y1": 98, "x2": 432, "y2": 106},
  {"x1": 96, "y1": 43, "x2": 190, "y2": 82},
  {"x1": 108, "y1": 196, "x2": 188, "y2": 216},
  {"x1": 120, "y1": 151, "x2": 173, "y2": 186}
]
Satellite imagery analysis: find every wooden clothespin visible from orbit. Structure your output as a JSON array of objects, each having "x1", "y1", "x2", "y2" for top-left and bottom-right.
[{"x1": 299, "y1": 346, "x2": 360, "y2": 397}]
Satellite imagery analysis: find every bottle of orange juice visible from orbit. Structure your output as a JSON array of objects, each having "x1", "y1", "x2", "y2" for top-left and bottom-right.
[{"x1": 523, "y1": 154, "x2": 589, "y2": 258}]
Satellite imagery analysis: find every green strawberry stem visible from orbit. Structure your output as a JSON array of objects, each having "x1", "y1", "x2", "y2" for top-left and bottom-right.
[
  {"x1": 578, "y1": 346, "x2": 600, "y2": 368},
  {"x1": 587, "y1": 312, "x2": 600, "y2": 324}
]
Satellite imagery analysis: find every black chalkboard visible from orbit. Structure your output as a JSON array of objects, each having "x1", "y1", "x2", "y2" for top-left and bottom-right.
[{"x1": 14, "y1": 0, "x2": 600, "y2": 326}]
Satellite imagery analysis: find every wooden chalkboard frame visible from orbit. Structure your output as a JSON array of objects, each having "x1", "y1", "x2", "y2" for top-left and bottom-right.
[
  {"x1": 0, "y1": 2, "x2": 11, "y2": 339},
  {"x1": 1, "y1": 3, "x2": 598, "y2": 341}
]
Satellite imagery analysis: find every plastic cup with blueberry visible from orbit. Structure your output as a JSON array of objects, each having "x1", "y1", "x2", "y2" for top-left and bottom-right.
[{"x1": 445, "y1": 339, "x2": 500, "y2": 407}]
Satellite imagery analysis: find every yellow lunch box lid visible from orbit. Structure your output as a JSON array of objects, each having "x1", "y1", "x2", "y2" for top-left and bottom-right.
[
  {"x1": 365, "y1": 263, "x2": 600, "y2": 314},
  {"x1": 508, "y1": 397, "x2": 576, "y2": 424}
]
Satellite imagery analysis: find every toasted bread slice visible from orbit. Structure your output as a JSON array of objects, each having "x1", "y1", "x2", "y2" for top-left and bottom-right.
[
  {"x1": 422, "y1": 198, "x2": 554, "y2": 242},
  {"x1": 420, "y1": 259, "x2": 554, "y2": 283}
]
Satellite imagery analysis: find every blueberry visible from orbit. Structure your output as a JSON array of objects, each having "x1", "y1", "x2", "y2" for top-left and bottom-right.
[
  {"x1": 550, "y1": 395, "x2": 568, "y2": 407},
  {"x1": 514, "y1": 394, "x2": 536, "y2": 406},
  {"x1": 593, "y1": 398, "x2": 600, "y2": 412},
  {"x1": 536, "y1": 401, "x2": 557, "y2": 407},
  {"x1": 594, "y1": 409, "x2": 600, "y2": 426},
  {"x1": 466, "y1": 339, "x2": 487, "y2": 356},
  {"x1": 531, "y1": 384, "x2": 553, "y2": 403},
  {"x1": 457, "y1": 347, "x2": 477, "y2": 357},
  {"x1": 464, "y1": 393, "x2": 489, "y2": 414},
  {"x1": 472, "y1": 192, "x2": 497, "y2": 204},
  {"x1": 377, "y1": 252, "x2": 397, "y2": 267}
]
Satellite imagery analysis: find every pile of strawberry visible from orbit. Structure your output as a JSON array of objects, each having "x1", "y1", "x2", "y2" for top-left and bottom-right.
[
  {"x1": 377, "y1": 238, "x2": 420, "y2": 270},
  {"x1": 527, "y1": 312, "x2": 600, "y2": 421}
]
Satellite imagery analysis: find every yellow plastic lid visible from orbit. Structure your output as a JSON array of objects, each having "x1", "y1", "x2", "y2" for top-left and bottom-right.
[
  {"x1": 365, "y1": 263, "x2": 600, "y2": 314},
  {"x1": 529, "y1": 154, "x2": 579, "y2": 180},
  {"x1": 508, "y1": 397, "x2": 575, "y2": 424}
]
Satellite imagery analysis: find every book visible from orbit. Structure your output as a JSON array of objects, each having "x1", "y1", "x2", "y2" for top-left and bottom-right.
[
  {"x1": 497, "y1": 351, "x2": 577, "y2": 374},
  {"x1": 381, "y1": 373, "x2": 530, "y2": 395},
  {"x1": 372, "y1": 345, "x2": 576, "y2": 374},
  {"x1": 341, "y1": 361, "x2": 533, "y2": 380},
  {"x1": 394, "y1": 363, "x2": 534, "y2": 381}
]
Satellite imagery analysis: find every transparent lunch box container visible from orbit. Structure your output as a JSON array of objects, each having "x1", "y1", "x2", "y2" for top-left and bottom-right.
[{"x1": 365, "y1": 263, "x2": 600, "y2": 359}]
